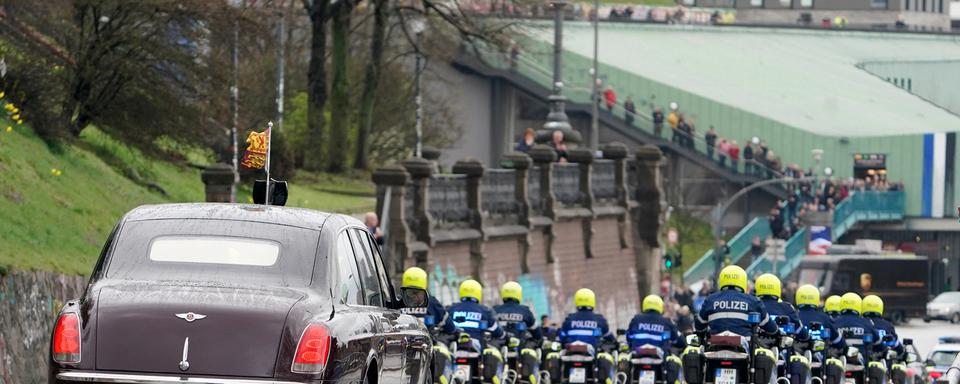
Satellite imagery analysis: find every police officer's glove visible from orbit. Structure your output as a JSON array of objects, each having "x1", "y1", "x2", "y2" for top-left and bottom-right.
[
  {"x1": 886, "y1": 350, "x2": 898, "y2": 361},
  {"x1": 846, "y1": 347, "x2": 859, "y2": 359},
  {"x1": 780, "y1": 336, "x2": 794, "y2": 349}
]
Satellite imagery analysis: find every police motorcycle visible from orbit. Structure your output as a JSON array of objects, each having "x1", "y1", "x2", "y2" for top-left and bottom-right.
[
  {"x1": 615, "y1": 328, "x2": 681, "y2": 384},
  {"x1": 554, "y1": 337, "x2": 620, "y2": 384},
  {"x1": 840, "y1": 330, "x2": 876, "y2": 384},
  {"x1": 683, "y1": 312, "x2": 777, "y2": 384},
  {"x1": 398, "y1": 270, "x2": 458, "y2": 384},
  {"x1": 451, "y1": 330, "x2": 511, "y2": 384},
  {"x1": 888, "y1": 339, "x2": 919, "y2": 384},
  {"x1": 795, "y1": 322, "x2": 845, "y2": 384}
]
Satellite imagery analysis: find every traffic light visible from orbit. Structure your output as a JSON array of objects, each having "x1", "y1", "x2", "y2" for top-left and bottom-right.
[{"x1": 664, "y1": 254, "x2": 674, "y2": 270}]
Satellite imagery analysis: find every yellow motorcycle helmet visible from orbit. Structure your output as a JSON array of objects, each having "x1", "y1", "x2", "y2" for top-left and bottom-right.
[
  {"x1": 795, "y1": 285, "x2": 821, "y2": 307},
  {"x1": 501, "y1": 281, "x2": 523, "y2": 302},
  {"x1": 402, "y1": 267, "x2": 428, "y2": 290},
  {"x1": 824, "y1": 295, "x2": 842, "y2": 313},
  {"x1": 460, "y1": 279, "x2": 483, "y2": 302},
  {"x1": 862, "y1": 295, "x2": 884, "y2": 317},
  {"x1": 642, "y1": 295, "x2": 665, "y2": 314},
  {"x1": 575, "y1": 288, "x2": 596, "y2": 310},
  {"x1": 719, "y1": 265, "x2": 748, "y2": 292},
  {"x1": 840, "y1": 292, "x2": 862, "y2": 314},
  {"x1": 754, "y1": 273, "x2": 782, "y2": 299}
]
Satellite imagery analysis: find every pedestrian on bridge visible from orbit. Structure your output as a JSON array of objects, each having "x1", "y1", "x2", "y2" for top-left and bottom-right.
[
  {"x1": 624, "y1": 96, "x2": 636, "y2": 126},
  {"x1": 604, "y1": 86, "x2": 617, "y2": 114},
  {"x1": 705, "y1": 126, "x2": 717, "y2": 160},
  {"x1": 653, "y1": 107, "x2": 665, "y2": 137},
  {"x1": 743, "y1": 140, "x2": 754, "y2": 175}
]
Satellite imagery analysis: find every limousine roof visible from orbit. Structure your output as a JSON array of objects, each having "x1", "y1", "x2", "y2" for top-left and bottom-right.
[{"x1": 123, "y1": 203, "x2": 344, "y2": 230}]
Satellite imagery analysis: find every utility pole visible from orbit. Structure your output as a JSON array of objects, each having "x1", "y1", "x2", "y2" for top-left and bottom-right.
[
  {"x1": 230, "y1": 19, "x2": 239, "y2": 202},
  {"x1": 590, "y1": 0, "x2": 600, "y2": 152},
  {"x1": 537, "y1": 0, "x2": 580, "y2": 144},
  {"x1": 275, "y1": 11, "x2": 285, "y2": 133}
]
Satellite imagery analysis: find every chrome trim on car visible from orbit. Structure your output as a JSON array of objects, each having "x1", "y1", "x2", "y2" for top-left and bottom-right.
[{"x1": 56, "y1": 371, "x2": 304, "y2": 384}]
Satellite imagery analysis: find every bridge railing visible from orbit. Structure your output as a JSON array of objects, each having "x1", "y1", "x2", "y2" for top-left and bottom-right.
[
  {"x1": 745, "y1": 227, "x2": 807, "y2": 279},
  {"x1": 832, "y1": 190, "x2": 905, "y2": 239},
  {"x1": 471, "y1": 44, "x2": 785, "y2": 178}
]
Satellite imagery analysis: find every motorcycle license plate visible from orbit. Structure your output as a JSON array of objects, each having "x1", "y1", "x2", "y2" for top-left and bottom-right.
[
  {"x1": 454, "y1": 365, "x2": 471, "y2": 381},
  {"x1": 715, "y1": 368, "x2": 737, "y2": 384},
  {"x1": 569, "y1": 367, "x2": 587, "y2": 383},
  {"x1": 639, "y1": 370, "x2": 657, "y2": 384}
]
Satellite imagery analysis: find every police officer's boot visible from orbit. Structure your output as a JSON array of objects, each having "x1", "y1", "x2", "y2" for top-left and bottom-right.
[
  {"x1": 866, "y1": 361, "x2": 886, "y2": 384},
  {"x1": 665, "y1": 355, "x2": 683, "y2": 384},
  {"x1": 823, "y1": 358, "x2": 845, "y2": 384},
  {"x1": 519, "y1": 348, "x2": 540, "y2": 384},
  {"x1": 753, "y1": 349, "x2": 777, "y2": 384},
  {"x1": 433, "y1": 343, "x2": 453, "y2": 384},
  {"x1": 596, "y1": 352, "x2": 617, "y2": 384},
  {"x1": 483, "y1": 347, "x2": 505, "y2": 384},
  {"x1": 682, "y1": 347, "x2": 704, "y2": 384}
]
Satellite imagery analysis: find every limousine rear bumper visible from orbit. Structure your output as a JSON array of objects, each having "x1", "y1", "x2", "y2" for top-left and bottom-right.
[{"x1": 56, "y1": 371, "x2": 311, "y2": 384}]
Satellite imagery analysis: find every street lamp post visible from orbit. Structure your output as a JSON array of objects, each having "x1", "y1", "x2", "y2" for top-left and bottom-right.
[
  {"x1": 590, "y1": 0, "x2": 600, "y2": 152},
  {"x1": 537, "y1": 0, "x2": 581, "y2": 144},
  {"x1": 410, "y1": 18, "x2": 427, "y2": 158},
  {"x1": 711, "y1": 177, "x2": 815, "y2": 279}
]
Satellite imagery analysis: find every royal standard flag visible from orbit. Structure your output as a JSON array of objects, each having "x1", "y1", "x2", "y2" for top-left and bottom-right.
[{"x1": 240, "y1": 129, "x2": 269, "y2": 169}]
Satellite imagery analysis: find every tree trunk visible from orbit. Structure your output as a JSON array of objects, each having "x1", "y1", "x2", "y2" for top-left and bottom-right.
[
  {"x1": 353, "y1": 0, "x2": 387, "y2": 171},
  {"x1": 303, "y1": 1, "x2": 329, "y2": 172},
  {"x1": 326, "y1": 4, "x2": 351, "y2": 173}
]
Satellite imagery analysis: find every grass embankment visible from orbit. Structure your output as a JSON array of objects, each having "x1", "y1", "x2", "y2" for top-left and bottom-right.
[
  {"x1": 0, "y1": 120, "x2": 374, "y2": 275},
  {"x1": 665, "y1": 211, "x2": 715, "y2": 284}
]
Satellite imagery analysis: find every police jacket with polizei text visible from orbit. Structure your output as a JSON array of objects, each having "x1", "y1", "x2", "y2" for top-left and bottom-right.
[
  {"x1": 695, "y1": 288, "x2": 778, "y2": 337},
  {"x1": 560, "y1": 308, "x2": 616, "y2": 348},
  {"x1": 494, "y1": 300, "x2": 541, "y2": 340},
  {"x1": 399, "y1": 295, "x2": 457, "y2": 335},
  {"x1": 864, "y1": 314, "x2": 904, "y2": 356},
  {"x1": 797, "y1": 305, "x2": 846, "y2": 349},
  {"x1": 834, "y1": 311, "x2": 881, "y2": 356},
  {"x1": 448, "y1": 299, "x2": 505, "y2": 340},
  {"x1": 760, "y1": 297, "x2": 810, "y2": 341},
  {"x1": 627, "y1": 311, "x2": 685, "y2": 351}
]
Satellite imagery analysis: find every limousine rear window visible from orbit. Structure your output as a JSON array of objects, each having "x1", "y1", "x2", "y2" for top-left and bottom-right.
[
  {"x1": 149, "y1": 236, "x2": 280, "y2": 266},
  {"x1": 105, "y1": 219, "x2": 320, "y2": 287}
]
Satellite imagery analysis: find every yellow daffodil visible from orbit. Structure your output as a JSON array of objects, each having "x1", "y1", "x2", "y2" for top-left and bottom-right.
[
  {"x1": 11, "y1": 114, "x2": 19, "y2": 121},
  {"x1": 16, "y1": 119, "x2": 23, "y2": 125},
  {"x1": 5, "y1": 126, "x2": 11, "y2": 133},
  {"x1": 0, "y1": 91, "x2": 5, "y2": 99},
  {"x1": 56, "y1": 169, "x2": 63, "y2": 176}
]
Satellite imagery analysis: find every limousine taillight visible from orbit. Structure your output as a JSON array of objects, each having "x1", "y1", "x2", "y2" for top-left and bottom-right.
[
  {"x1": 291, "y1": 322, "x2": 332, "y2": 374},
  {"x1": 52, "y1": 313, "x2": 81, "y2": 364}
]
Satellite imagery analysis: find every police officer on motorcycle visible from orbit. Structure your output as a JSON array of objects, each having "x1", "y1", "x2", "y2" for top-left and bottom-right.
[
  {"x1": 626, "y1": 295, "x2": 685, "y2": 384},
  {"x1": 555, "y1": 288, "x2": 618, "y2": 383},
  {"x1": 834, "y1": 293, "x2": 883, "y2": 384},
  {"x1": 448, "y1": 279, "x2": 507, "y2": 383},
  {"x1": 862, "y1": 296, "x2": 905, "y2": 365},
  {"x1": 400, "y1": 267, "x2": 459, "y2": 383},
  {"x1": 494, "y1": 281, "x2": 542, "y2": 384},
  {"x1": 795, "y1": 285, "x2": 847, "y2": 384},
  {"x1": 687, "y1": 265, "x2": 779, "y2": 384},
  {"x1": 755, "y1": 274, "x2": 809, "y2": 384},
  {"x1": 824, "y1": 295, "x2": 842, "y2": 319}
]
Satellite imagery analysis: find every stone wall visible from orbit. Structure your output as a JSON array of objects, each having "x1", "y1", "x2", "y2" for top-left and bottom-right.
[
  {"x1": 373, "y1": 143, "x2": 666, "y2": 330},
  {"x1": 0, "y1": 270, "x2": 86, "y2": 384}
]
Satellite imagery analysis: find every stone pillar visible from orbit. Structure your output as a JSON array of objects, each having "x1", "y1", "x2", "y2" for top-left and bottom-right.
[
  {"x1": 402, "y1": 157, "x2": 434, "y2": 248},
  {"x1": 200, "y1": 163, "x2": 237, "y2": 203},
  {"x1": 453, "y1": 158, "x2": 486, "y2": 279},
  {"x1": 502, "y1": 152, "x2": 534, "y2": 227},
  {"x1": 528, "y1": 145, "x2": 558, "y2": 263},
  {"x1": 632, "y1": 144, "x2": 665, "y2": 296},
  {"x1": 372, "y1": 165, "x2": 412, "y2": 276},
  {"x1": 502, "y1": 152, "x2": 534, "y2": 273},
  {"x1": 603, "y1": 142, "x2": 630, "y2": 249},
  {"x1": 422, "y1": 146, "x2": 442, "y2": 173},
  {"x1": 567, "y1": 148, "x2": 595, "y2": 258}
]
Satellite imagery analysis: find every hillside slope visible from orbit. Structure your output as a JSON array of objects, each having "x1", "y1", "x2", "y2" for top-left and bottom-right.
[{"x1": 0, "y1": 120, "x2": 373, "y2": 275}]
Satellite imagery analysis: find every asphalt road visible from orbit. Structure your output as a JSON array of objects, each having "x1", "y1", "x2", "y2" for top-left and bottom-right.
[{"x1": 899, "y1": 318, "x2": 960, "y2": 358}]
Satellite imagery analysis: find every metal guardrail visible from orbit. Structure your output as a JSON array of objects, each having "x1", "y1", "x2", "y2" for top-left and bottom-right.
[
  {"x1": 745, "y1": 227, "x2": 808, "y2": 279},
  {"x1": 832, "y1": 190, "x2": 905, "y2": 240}
]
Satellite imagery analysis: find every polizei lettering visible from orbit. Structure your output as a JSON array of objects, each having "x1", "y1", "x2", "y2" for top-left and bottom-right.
[
  {"x1": 571, "y1": 320, "x2": 599, "y2": 328},
  {"x1": 497, "y1": 313, "x2": 525, "y2": 322},
  {"x1": 634, "y1": 323, "x2": 666, "y2": 333},
  {"x1": 453, "y1": 311, "x2": 483, "y2": 321},
  {"x1": 713, "y1": 300, "x2": 749, "y2": 311},
  {"x1": 401, "y1": 307, "x2": 428, "y2": 315}
]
